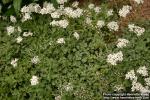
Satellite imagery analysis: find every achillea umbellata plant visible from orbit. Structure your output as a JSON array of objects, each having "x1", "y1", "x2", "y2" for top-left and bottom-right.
[{"x1": 0, "y1": 0, "x2": 150, "y2": 99}]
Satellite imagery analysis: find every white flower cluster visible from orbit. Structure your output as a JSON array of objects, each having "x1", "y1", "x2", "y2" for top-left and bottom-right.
[
  {"x1": 107, "y1": 51, "x2": 123, "y2": 65},
  {"x1": 20, "y1": 2, "x2": 56, "y2": 22},
  {"x1": 40, "y1": 2, "x2": 55, "y2": 14},
  {"x1": 57, "y1": 38, "x2": 65, "y2": 44},
  {"x1": 128, "y1": 24, "x2": 145, "y2": 36},
  {"x1": 133, "y1": 0, "x2": 144, "y2": 4},
  {"x1": 23, "y1": 32, "x2": 33, "y2": 37},
  {"x1": 30, "y1": 75, "x2": 39, "y2": 85},
  {"x1": 20, "y1": 1, "x2": 84, "y2": 20},
  {"x1": 11, "y1": 58, "x2": 18, "y2": 67},
  {"x1": 6, "y1": 26, "x2": 15, "y2": 35},
  {"x1": 57, "y1": 0, "x2": 67, "y2": 4},
  {"x1": 116, "y1": 38, "x2": 129, "y2": 48},
  {"x1": 107, "y1": 21, "x2": 119, "y2": 31},
  {"x1": 125, "y1": 66, "x2": 150, "y2": 93},
  {"x1": 16, "y1": 36, "x2": 23, "y2": 43},
  {"x1": 119, "y1": 5, "x2": 132, "y2": 17},
  {"x1": 50, "y1": 19, "x2": 69, "y2": 28},
  {"x1": 6, "y1": 25, "x2": 33, "y2": 43},
  {"x1": 72, "y1": 1, "x2": 79, "y2": 8},
  {"x1": 88, "y1": 3, "x2": 95, "y2": 9},
  {"x1": 107, "y1": 9, "x2": 113, "y2": 16},
  {"x1": 21, "y1": 5, "x2": 30, "y2": 13},
  {"x1": 55, "y1": 95, "x2": 61, "y2": 100},
  {"x1": 64, "y1": 83, "x2": 73, "y2": 91},
  {"x1": 64, "y1": 7, "x2": 83, "y2": 18},
  {"x1": 88, "y1": 3, "x2": 101, "y2": 13},
  {"x1": 10, "y1": 15, "x2": 17, "y2": 23},
  {"x1": 114, "y1": 84, "x2": 124, "y2": 91},
  {"x1": 73, "y1": 32, "x2": 79, "y2": 40},
  {"x1": 145, "y1": 78, "x2": 150, "y2": 86},
  {"x1": 94, "y1": 7, "x2": 101, "y2": 13},
  {"x1": 6, "y1": 26, "x2": 22, "y2": 35},
  {"x1": 137, "y1": 66, "x2": 148, "y2": 76},
  {"x1": 21, "y1": 13, "x2": 32, "y2": 22},
  {"x1": 97, "y1": 20, "x2": 105, "y2": 28},
  {"x1": 31, "y1": 56, "x2": 40, "y2": 64},
  {"x1": 125, "y1": 70, "x2": 137, "y2": 81},
  {"x1": 17, "y1": 26, "x2": 22, "y2": 33},
  {"x1": 21, "y1": 2, "x2": 55, "y2": 14},
  {"x1": 131, "y1": 81, "x2": 150, "y2": 93},
  {"x1": 51, "y1": 11, "x2": 61, "y2": 19},
  {"x1": 85, "y1": 17, "x2": 92, "y2": 25}
]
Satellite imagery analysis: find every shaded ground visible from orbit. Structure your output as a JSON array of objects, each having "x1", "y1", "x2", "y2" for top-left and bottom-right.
[{"x1": 140, "y1": 0, "x2": 150, "y2": 19}]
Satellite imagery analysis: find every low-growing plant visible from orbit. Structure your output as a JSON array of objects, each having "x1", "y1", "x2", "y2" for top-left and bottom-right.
[{"x1": 0, "y1": 0, "x2": 150, "y2": 100}]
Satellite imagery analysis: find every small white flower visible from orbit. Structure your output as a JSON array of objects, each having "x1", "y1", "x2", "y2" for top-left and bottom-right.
[
  {"x1": 31, "y1": 56, "x2": 40, "y2": 64},
  {"x1": 125, "y1": 70, "x2": 137, "y2": 81},
  {"x1": 145, "y1": 77, "x2": 150, "y2": 86},
  {"x1": 58, "y1": 19, "x2": 69, "y2": 28},
  {"x1": 57, "y1": 38, "x2": 65, "y2": 44},
  {"x1": 64, "y1": 83, "x2": 73, "y2": 91},
  {"x1": 133, "y1": 0, "x2": 144, "y2": 4},
  {"x1": 55, "y1": 95, "x2": 61, "y2": 100},
  {"x1": 17, "y1": 26, "x2": 22, "y2": 33},
  {"x1": 128, "y1": 24, "x2": 135, "y2": 32},
  {"x1": 33, "y1": 4, "x2": 41, "y2": 13},
  {"x1": 50, "y1": 20, "x2": 69, "y2": 28},
  {"x1": 40, "y1": 8, "x2": 48, "y2": 14},
  {"x1": 107, "y1": 21, "x2": 119, "y2": 31},
  {"x1": 85, "y1": 17, "x2": 92, "y2": 25},
  {"x1": 137, "y1": 66, "x2": 148, "y2": 76},
  {"x1": 119, "y1": 5, "x2": 132, "y2": 17},
  {"x1": 51, "y1": 11, "x2": 61, "y2": 18},
  {"x1": 128, "y1": 24, "x2": 145, "y2": 36},
  {"x1": 72, "y1": 1, "x2": 79, "y2": 8},
  {"x1": 107, "y1": 9, "x2": 113, "y2": 16},
  {"x1": 64, "y1": 7, "x2": 83, "y2": 18},
  {"x1": 88, "y1": 3, "x2": 95, "y2": 9},
  {"x1": 2, "y1": 16, "x2": 7, "y2": 20},
  {"x1": 30, "y1": 75, "x2": 39, "y2": 85},
  {"x1": 28, "y1": 3, "x2": 35, "y2": 12},
  {"x1": 6, "y1": 26, "x2": 15, "y2": 35},
  {"x1": 16, "y1": 36, "x2": 23, "y2": 43},
  {"x1": 73, "y1": 32, "x2": 79, "y2": 40},
  {"x1": 131, "y1": 81, "x2": 150, "y2": 93},
  {"x1": 21, "y1": 13, "x2": 32, "y2": 22},
  {"x1": 23, "y1": 32, "x2": 33, "y2": 37},
  {"x1": 50, "y1": 20, "x2": 59, "y2": 26},
  {"x1": 59, "y1": 5, "x2": 64, "y2": 10},
  {"x1": 64, "y1": 7, "x2": 73, "y2": 16},
  {"x1": 40, "y1": 2, "x2": 55, "y2": 14},
  {"x1": 57, "y1": 0, "x2": 67, "y2": 4},
  {"x1": 116, "y1": 38, "x2": 129, "y2": 48},
  {"x1": 10, "y1": 15, "x2": 17, "y2": 23},
  {"x1": 97, "y1": 20, "x2": 105, "y2": 28},
  {"x1": 114, "y1": 84, "x2": 124, "y2": 91},
  {"x1": 94, "y1": 7, "x2": 101, "y2": 13},
  {"x1": 11, "y1": 58, "x2": 18, "y2": 67},
  {"x1": 21, "y1": 5, "x2": 30, "y2": 13},
  {"x1": 107, "y1": 51, "x2": 123, "y2": 65},
  {"x1": 74, "y1": 8, "x2": 83, "y2": 18}
]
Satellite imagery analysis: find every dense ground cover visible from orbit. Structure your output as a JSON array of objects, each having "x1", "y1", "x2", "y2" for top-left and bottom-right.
[{"x1": 0, "y1": 0, "x2": 150, "y2": 99}]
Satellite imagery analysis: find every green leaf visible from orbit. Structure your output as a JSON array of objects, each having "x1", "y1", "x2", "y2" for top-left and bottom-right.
[
  {"x1": 51, "y1": 0, "x2": 58, "y2": 8},
  {"x1": 2, "y1": 0, "x2": 12, "y2": 4},
  {"x1": 13, "y1": 0, "x2": 22, "y2": 15},
  {"x1": 4, "y1": 6, "x2": 15, "y2": 16}
]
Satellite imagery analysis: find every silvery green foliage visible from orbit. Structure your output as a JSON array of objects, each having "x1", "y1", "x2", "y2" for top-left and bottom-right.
[{"x1": 0, "y1": 1, "x2": 150, "y2": 99}]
